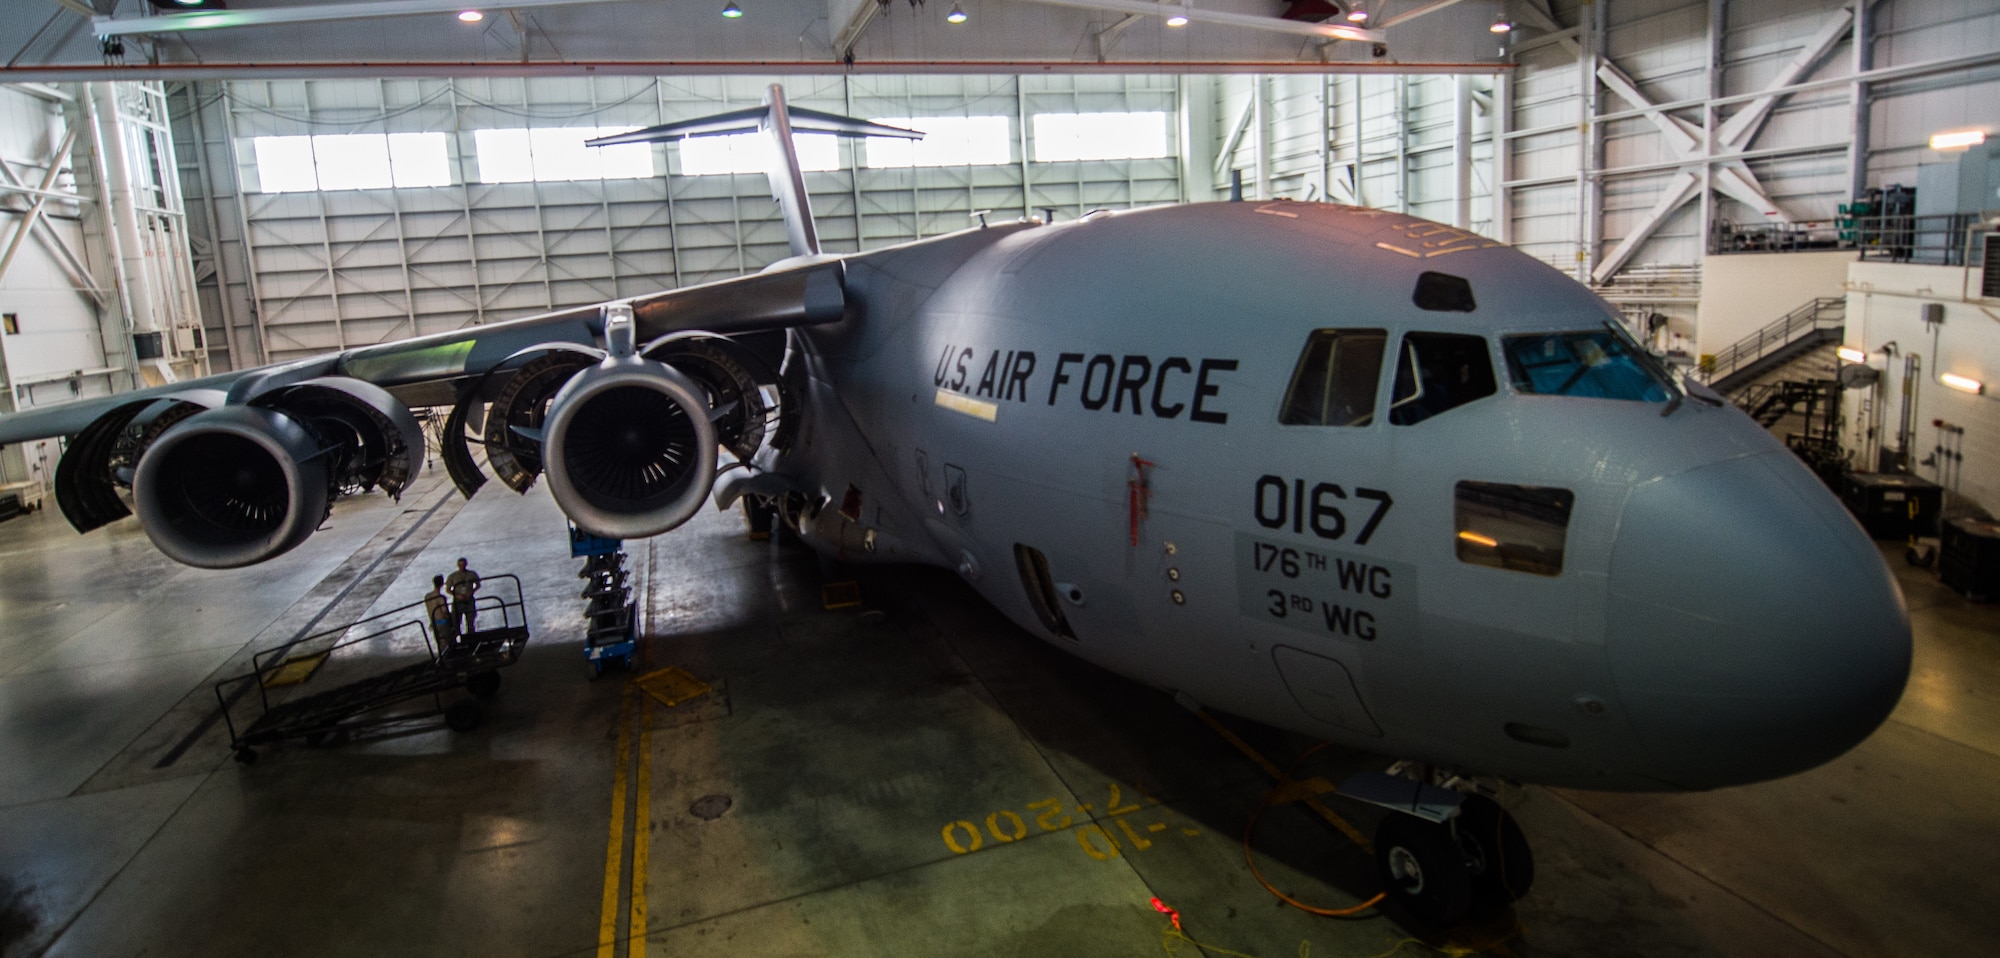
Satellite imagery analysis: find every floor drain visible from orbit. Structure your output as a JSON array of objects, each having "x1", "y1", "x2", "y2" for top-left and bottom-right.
[{"x1": 690, "y1": 793, "x2": 733, "y2": 821}]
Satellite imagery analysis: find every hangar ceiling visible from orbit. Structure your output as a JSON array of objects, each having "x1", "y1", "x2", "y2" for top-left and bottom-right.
[{"x1": 5, "y1": 0, "x2": 1512, "y2": 80}]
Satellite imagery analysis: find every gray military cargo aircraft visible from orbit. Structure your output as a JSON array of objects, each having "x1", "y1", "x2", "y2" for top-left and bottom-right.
[{"x1": 0, "y1": 86, "x2": 1911, "y2": 925}]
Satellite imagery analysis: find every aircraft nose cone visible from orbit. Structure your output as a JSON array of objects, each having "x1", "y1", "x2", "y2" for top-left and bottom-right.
[{"x1": 1605, "y1": 452, "x2": 1911, "y2": 790}]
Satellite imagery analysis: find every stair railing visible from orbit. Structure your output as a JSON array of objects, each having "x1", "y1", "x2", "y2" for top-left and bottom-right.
[{"x1": 1701, "y1": 297, "x2": 1845, "y2": 386}]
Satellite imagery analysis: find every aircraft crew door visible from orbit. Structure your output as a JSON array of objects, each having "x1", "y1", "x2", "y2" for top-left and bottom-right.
[{"x1": 1235, "y1": 327, "x2": 1403, "y2": 738}]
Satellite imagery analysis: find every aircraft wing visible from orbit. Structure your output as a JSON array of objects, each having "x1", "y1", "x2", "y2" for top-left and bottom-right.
[{"x1": 0, "y1": 259, "x2": 846, "y2": 447}]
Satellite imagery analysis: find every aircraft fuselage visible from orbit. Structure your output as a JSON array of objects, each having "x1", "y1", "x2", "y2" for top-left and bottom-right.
[{"x1": 766, "y1": 200, "x2": 1911, "y2": 793}]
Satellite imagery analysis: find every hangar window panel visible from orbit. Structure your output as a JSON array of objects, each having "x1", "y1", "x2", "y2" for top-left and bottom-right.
[
  {"x1": 677, "y1": 132, "x2": 841, "y2": 176},
  {"x1": 474, "y1": 129, "x2": 536, "y2": 183},
  {"x1": 386, "y1": 133, "x2": 451, "y2": 188},
  {"x1": 865, "y1": 116, "x2": 1010, "y2": 168},
  {"x1": 1454, "y1": 481, "x2": 1575, "y2": 577},
  {"x1": 252, "y1": 136, "x2": 320, "y2": 192},
  {"x1": 1280, "y1": 329, "x2": 1387, "y2": 427},
  {"x1": 1031, "y1": 112, "x2": 1170, "y2": 162},
  {"x1": 1501, "y1": 330, "x2": 1672, "y2": 402},
  {"x1": 310, "y1": 135, "x2": 394, "y2": 191},
  {"x1": 1390, "y1": 333, "x2": 1498, "y2": 426}
]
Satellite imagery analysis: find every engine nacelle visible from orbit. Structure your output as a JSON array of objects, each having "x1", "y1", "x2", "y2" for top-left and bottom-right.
[
  {"x1": 542, "y1": 356, "x2": 717, "y2": 540},
  {"x1": 131, "y1": 406, "x2": 331, "y2": 569}
]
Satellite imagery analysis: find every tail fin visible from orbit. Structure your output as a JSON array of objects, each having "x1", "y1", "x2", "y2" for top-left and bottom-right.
[{"x1": 588, "y1": 85, "x2": 922, "y2": 259}]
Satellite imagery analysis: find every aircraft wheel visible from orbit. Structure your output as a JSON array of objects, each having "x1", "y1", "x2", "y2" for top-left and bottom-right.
[
  {"x1": 1455, "y1": 795, "x2": 1534, "y2": 905},
  {"x1": 1375, "y1": 813, "x2": 1472, "y2": 926},
  {"x1": 467, "y1": 671, "x2": 502, "y2": 700},
  {"x1": 445, "y1": 700, "x2": 483, "y2": 732}
]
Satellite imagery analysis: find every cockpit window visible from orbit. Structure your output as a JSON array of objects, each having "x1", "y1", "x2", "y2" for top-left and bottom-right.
[
  {"x1": 1454, "y1": 481, "x2": 1575, "y2": 577},
  {"x1": 1280, "y1": 329, "x2": 1387, "y2": 427},
  {"x1": 1501, "y1": 329, "x2": 1673, "y2": 402},
  {"x1": 1390, "y1": 333, "x2": 1497, "y2": 426}
]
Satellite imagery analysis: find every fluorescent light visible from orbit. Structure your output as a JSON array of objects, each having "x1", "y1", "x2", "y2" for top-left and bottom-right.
[
  {"x1": 1940, "y1": 372, "x2": 1985, "y2": 395},
  {"x1": 1457, "y1": 530, "x2": 1499, "y2": 548},
  {"x1": 1165, "y1": 13, "x2": 1189, "y2": 26},
  {"x1": 1930, "y1": 130, "x2": 1986, "y2": 151},
  {"x1": 1838, "y1": 346, "x2": 1868, "y2": 363},
  {"x1": 457, "y1": 10, "x2": 483, "y2": 22},
  {"x1": 947, "y1": 3, "x2": 967, "y2": 23},
  {"x1": 722, "y1": 1, "x2": 743, "y2": 17}
]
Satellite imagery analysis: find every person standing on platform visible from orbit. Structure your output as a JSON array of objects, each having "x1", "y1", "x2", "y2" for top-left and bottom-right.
[
  {"x1": 447, "y1": 557, "x2": 482, "y2": 636},
  {"x1": 424, "y1": 574, "x2": 455, "y2": 648}
]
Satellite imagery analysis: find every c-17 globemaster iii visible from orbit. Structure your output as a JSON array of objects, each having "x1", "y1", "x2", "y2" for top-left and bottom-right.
[{"x1": 0, "y1": 85, "x2": 1909, "y2": 925}]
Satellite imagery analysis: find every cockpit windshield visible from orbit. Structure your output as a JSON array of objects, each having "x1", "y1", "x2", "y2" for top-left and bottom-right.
[{"x1": 1500, "y1": 327, "x2": 1674, "y2": 402}]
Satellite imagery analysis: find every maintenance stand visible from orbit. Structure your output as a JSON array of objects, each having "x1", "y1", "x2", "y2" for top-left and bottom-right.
[
  {"x1": 572, "y1": 523, "x2": 638, "y2": 676},
  {"x1": 215, "y1": 575, "x2": 531, "y2": 763}
]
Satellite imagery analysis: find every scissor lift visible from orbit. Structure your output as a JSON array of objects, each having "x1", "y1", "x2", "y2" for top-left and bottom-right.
[
  {"x1": 572, "y1": 525, "x2": 637, "y2": 676},
  {"x1": 215, "y1": 575, "x2": 531, "y2": 764}
]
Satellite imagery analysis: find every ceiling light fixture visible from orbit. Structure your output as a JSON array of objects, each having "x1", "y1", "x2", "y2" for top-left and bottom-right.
[
  {"x1": 1940, "y1": 372, "x2": 1985, "y2": 395},
  {"x1": 457, "y1": 9, "x2": 483, "y2": 22},
  {"x1": 1929, "y1": 129, "x2": 1986, "y2": 151},
  {"x1": 1165, "y1": 11, "x2": 1189, "y2": 27},
  {"x1": 722, "y1": 1, "x2": 744, "y2": 18},
  {"x1": 1347, "y1": 9, "x2": 1369, "y2": 21},
  {"x1": 1837, "y1": 346, "x2": 1868, "y2": 364},
  {"x1": 947, "y1": 3, "x2": 967, "y2": 23},
  {"x1": 1489, "y1": 17, "x2": 1513, "y2": 33}
]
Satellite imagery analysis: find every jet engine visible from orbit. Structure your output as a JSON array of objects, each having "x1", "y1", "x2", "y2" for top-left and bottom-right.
[
  {"x1": 131, "y1": 405, "x2": 332, "y2": 569},
  {"x1": 86, "y1": 375, "x2": 426, "y2": 569},
  {"x1": 540, "y1": 355, "x2": 718, "y2": 540}
]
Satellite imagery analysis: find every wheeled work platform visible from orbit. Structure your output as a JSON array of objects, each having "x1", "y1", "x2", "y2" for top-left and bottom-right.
[{"x1": 214, "y1": 575, "x2": 531, "y2": 763}]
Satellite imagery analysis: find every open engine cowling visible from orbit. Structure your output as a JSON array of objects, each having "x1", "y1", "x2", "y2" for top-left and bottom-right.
[
  {"x1": 131, "y1": 405, "x2": 331, "y2": 569},
  {"x1": 542, "y1": 356, "x2": 718, "y2": 540}
]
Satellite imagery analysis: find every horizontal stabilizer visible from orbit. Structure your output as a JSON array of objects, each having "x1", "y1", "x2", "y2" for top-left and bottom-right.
[{"x1": 585, "y1": 108, "x2": 921, "y2": 148}]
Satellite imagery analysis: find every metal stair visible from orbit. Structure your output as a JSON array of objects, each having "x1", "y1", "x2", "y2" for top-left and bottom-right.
[{"x1": 1703, "y1": 297, "x2": 1845, "y2": 397}]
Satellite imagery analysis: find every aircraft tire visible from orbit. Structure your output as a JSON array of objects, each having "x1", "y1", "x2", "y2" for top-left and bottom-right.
[
  {"x1": 446, "y1": 700, "x2": 484, "y2": 733},
  {"x1": 1456, "y1": 795, "x2": 1534, "y2": 905},
  {"x1": 1374, "y1": 813, "x2": 1472, "y2": 926}
]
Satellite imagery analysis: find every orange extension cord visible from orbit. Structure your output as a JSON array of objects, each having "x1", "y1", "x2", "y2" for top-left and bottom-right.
[{"x1": 1242, "y1": 742, "x2": 1387, "y2": 917}]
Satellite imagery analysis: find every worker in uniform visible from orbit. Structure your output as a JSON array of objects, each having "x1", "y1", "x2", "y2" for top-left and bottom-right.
[
  {"x1": 424, "y1": 574, "x2": 455, "y2": 648},
  {"x1": 446, "y1": 557, "x2": 482, "y2": 636}
]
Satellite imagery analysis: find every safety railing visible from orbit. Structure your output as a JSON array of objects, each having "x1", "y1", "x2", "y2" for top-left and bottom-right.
[{"x1": 1700, "y1": 297, "x2": 1844, "y2": 389}]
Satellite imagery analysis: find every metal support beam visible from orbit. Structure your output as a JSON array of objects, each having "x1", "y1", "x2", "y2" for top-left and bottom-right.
[
  {"x1": 1453, "y1": 74, "x2": 1472, "y2": 229},
  {"x1": 1012, "y1": 0, "x2": 1384, "y2": 43},
  {"x1": 1493, "y1": 69, "x2": 1511, "y2": 243},
  {"x1": 94, "y1": 0, "x2": 660, "y2": 36},
  {"x1": 1381, "y1": 0, "x2": 1473, "y2": 30},
  {"x1": 1848, "y1": 0, "x2": 1873, "y2": 201},
  {"x1": 1713, "y1": 8, "x2": 1856, "y2": 150},
  {"x1": 0, "y1": 125, "x2": 77, "y2": 286},
  {"x1": 1214, "y1": 92, "x2": 1256, "y2": 179}
]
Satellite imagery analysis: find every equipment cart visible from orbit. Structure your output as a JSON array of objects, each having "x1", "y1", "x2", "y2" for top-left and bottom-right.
[{"x1": 215, "y1": 575, "x2": 530, "y2": 764}]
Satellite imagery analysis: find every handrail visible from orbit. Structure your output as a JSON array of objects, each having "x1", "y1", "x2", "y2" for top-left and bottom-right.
[
  {"x1": 1703, "y1": 297, "x2": 1844, "y2": 386},
  {"x1": 236, "y1": 573, "x2": 530, "y2": 715}
]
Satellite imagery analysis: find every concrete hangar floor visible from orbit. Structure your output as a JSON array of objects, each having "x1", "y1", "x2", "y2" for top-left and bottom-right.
[{"x1": 0, "y1": 467, "x2": 1995, "y2": 958}]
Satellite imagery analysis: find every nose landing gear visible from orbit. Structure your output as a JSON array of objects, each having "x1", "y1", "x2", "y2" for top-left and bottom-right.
[{"x1": 1346, "y1": 767, "x2": 1536, "y2": 926}]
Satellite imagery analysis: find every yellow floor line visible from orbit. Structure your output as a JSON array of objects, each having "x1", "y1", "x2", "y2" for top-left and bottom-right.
[
  {"x1": 597, "y1": 686, "x2": 634, "y2": 958},
  {"x1": 629, "y1": 696, "x2": 652, "y2": 956},
  {"x1": 1195, "y1": 709, "x2": 1371, "y2": 851}
]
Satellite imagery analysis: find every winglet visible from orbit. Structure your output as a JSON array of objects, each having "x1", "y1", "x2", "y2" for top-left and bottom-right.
[{"x1": 587, "y1": 85, "x2": 922, "y2": 259}]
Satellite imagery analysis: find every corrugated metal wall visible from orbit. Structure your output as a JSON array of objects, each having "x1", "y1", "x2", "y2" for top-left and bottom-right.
[{"x1": 154, "y1": 0, "x2": 2000, "y2": 372}]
